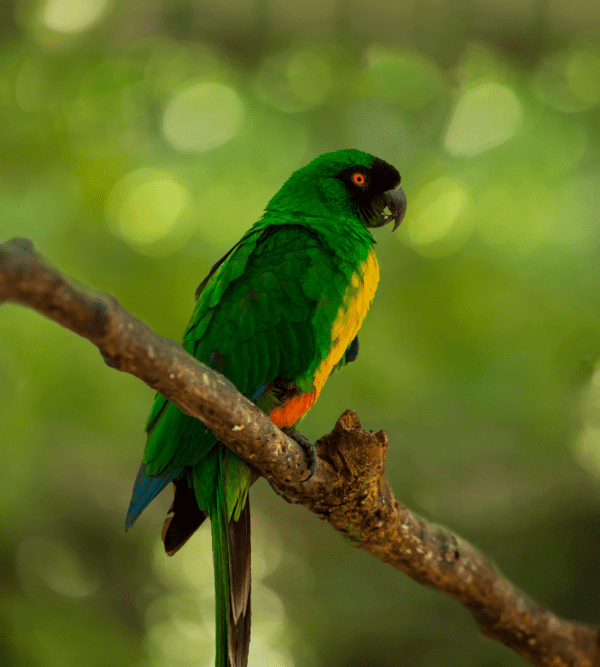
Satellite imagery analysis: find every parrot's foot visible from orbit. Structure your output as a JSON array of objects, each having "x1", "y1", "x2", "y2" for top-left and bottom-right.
[{"x1": 282, "y1": 428, "x2": 317, "y2": 481}]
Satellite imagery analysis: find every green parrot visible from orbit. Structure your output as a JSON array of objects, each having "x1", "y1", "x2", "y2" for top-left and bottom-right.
[{"x1": 126, "y1": 149, "x2": 406, "y2": 666}]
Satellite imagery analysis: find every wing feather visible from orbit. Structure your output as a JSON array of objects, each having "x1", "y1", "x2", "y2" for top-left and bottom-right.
[{"x1": 141, "y1": 224, "x2": 349, "y2": 481}]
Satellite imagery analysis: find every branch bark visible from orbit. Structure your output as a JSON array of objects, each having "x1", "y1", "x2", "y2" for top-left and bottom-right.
[{"x1": 1, "y1": 236, "x2": 599, "y2": 667}]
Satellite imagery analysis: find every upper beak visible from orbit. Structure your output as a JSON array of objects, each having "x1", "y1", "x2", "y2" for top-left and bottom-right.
[{"x1": 381, "y1": 186, "x2": 407, "y2": 231}]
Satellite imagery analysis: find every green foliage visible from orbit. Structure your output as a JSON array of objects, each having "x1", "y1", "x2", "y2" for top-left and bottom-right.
[{"x1": 2, "y1": 1, "x2": 600, "y2": 666}]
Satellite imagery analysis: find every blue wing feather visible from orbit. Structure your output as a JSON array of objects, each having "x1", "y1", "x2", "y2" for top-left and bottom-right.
[{"x1": 125, "y1": 462, "x2": 183, "y2": 531}]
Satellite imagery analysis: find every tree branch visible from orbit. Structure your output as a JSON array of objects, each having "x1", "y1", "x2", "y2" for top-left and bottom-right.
[{"x1": 1, "y1": 236, "x2": 599, "y2": 667}]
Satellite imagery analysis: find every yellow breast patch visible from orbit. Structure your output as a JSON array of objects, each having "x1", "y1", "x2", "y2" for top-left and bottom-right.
[{"x1": 312, "y1": 248, "x2": 379, "y2": 398}]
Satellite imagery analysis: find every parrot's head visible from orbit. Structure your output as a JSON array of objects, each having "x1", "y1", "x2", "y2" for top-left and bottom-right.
[{"x1": 265, "y1": 149, "x2": 407, "y2": 232}]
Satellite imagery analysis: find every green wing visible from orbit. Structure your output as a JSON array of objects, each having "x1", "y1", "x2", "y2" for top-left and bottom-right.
[{"x1": 142, "y1": 223, "x2": 351, "y2": 511}]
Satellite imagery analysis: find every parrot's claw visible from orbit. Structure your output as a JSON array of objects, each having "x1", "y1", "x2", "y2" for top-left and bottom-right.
[{"x1": 282, "y1": 428, "x2": 317, "y2": 481}]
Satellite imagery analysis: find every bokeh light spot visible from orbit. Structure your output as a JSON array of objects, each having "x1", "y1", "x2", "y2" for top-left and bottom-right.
[
  {"x1": 119, "y1": 180, "x2": 185, "y2": 244},
  {"x1": 445, "y1": 82, "x2": 523, "y2": 156},
  {"x1": 255, "y1": 48, "x2": 331, "y2": 112},
  {"x1": 405, "y1": 178, "x2": 472, "y2": 257},
  {"x1": 534, "y1": 49, "x2": 600, "y2": 112},
  {"x1": 163, "y1": 82, "x2": 244, "y2": 152},
  {"x1": 286, "y1": 50, "x2": 331, "y2": 106},
  {"x1": 565, "y1": 50, "x2": 600, "y2": 107},
  {"x1": 106, "y1": 169, "x2": 194, "y2": 255},
  {"x1": 42, "y1": 0, "x2": 108, "y2": 34}
]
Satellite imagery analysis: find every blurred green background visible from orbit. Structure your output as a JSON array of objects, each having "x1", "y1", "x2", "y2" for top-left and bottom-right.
[{"x1": 1, "y1": 0, "x2": 600, "y2": 665}]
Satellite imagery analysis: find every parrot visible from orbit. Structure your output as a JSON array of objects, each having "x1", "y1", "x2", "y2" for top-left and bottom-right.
[{"x1": 125, "y1": 149, "x2": 406, "y2": 667}]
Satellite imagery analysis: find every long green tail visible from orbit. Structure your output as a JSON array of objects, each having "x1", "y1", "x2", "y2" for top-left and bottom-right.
[
  {"x1": 211, "y1": 456, "x2": 231, "y2": 667},
  {"x1": 198, "y1": 447, "x2": 251, "y2": 667}
]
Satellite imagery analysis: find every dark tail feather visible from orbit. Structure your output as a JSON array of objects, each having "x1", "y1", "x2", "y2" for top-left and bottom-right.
[
  {"x1": 228, "y1": 498, "x2": 251, "y2": 667},
  {"x1": 162, "y1": 477, "x2": 207, "y2": 556}
]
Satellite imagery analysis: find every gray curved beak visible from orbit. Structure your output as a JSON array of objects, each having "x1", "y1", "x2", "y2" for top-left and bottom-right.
[{"x1": 381, "y1": 186, "x2": 407, "y2": 231}]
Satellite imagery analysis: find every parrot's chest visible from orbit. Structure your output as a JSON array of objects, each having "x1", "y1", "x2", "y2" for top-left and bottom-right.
[
  {"x1": 267, "y1": 247, "x2": 379, "y2": 429},
  {"x1": 313, "y1": 248, "x2": 379, "y2": 394}
]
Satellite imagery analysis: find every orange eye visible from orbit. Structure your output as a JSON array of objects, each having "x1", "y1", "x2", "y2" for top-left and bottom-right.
[{"x1": 352, "y1": 173, "x2": 366, "y2": 185}]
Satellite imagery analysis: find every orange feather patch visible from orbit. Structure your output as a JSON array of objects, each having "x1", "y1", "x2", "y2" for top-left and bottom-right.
[{"x1": 269, "y1": 391, "x2": 317, "y2": 428}]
